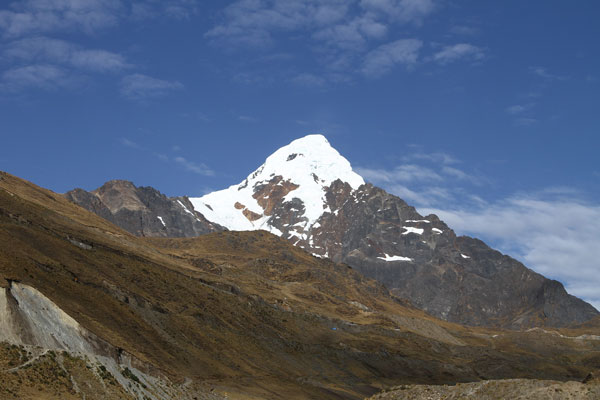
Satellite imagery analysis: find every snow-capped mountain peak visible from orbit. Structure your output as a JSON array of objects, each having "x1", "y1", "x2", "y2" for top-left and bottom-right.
[
  {"x1": 254, "y1": 134, "x2": 364, "y2": 190},
  {"x1": 189, "y1": 134, "x2": 364, "y2": 233}
]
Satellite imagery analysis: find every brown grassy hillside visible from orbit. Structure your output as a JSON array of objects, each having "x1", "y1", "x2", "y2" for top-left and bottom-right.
[{"x1": 1, "y1": 171, "x2": 599, "y2": 399}]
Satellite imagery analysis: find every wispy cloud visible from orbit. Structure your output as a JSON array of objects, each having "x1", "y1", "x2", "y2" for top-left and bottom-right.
[
  {"x1": 206, "y1": 0, "x2": 352, "y2": 47},
  {"x1": 174, "y1": 156, "x2": 214, "y2": 176},
  {"x1": 313, "y1": 15, "x2": 388, "y2": 50},
  {"x1": 432, "y1": 43, "x2": 485, "y2": 65},
  {"x1": 131, "y1": 0, "x2": 199, "y2": 21},
  {"x1": 356, "y1": 150, "x2": 485, "y2": 207},
  {"x1": 207, "y1": 0, "x2": 436, "y2": 47},
  {"x1": 119, "y1": 137, "x2": 142, "y2": 150},
  {"x1": 291, "y1": 73, "x2": 326, "y2": 87},
  {"x1": 357, "y1": 164, "x2": 441, "y2": 183},
  {"x1": 530, "y1": 66, "x2": 568, "y2": 81},
  {"x1": 449, "y1": 25, "x2": 478, "y2": 36},
  {"x1": 360, "y1": 0, "x2": 435, "y2": 25},
  {"x1": 361, "y1": 38, "x2": 422, "y2": 76},
  {"x1": 0, "y1": 0, "x2": 122, "y2": 38},
  {"x1": 515, "y1": 117, "x2": 537, "y2": 126},
  {"x1": 506, "y1": 103, "x2": 534, "y2": 115},
  {"x1": 120, "y1": 73, "x2": 183, "y2": 100},
  {"x1": 441, "y1": 165, "x2": 482, "y2": 184},
  {"x1": 402, "y1": 151, "x2": 460, "y2": 165},
  {"x1": 238, "y1": 115, "x2": 259, "y2": 123},
  {"x1": 421, "y1": 195, "x2": 600, "y2": 310},
  {"x1": 506, "y1": 103, "x2": 538, "y2": 126},
  {"x1": 0, "y1": 64, "x2": 78, "y2": 91},
  {"x1": 206, "y1": 0, "x2": 437, "y2": 80},
  {"x1": 3, "y1": 37, "x2": 130, "y2": 73},
  {"x1": 118, "y1": 138, "x2": 214, "y2": 176}
]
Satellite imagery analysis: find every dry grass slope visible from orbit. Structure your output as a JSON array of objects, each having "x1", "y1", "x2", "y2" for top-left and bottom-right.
[{"x1": 1, "y1": 171, "x2": 600, "y2": 399}]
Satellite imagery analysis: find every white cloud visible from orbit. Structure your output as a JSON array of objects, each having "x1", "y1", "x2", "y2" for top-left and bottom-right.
[
  {"x1": 120, "y1": 73, "x2": 183, "y2": 100},
  {"x1": 515, "y1": 117, "x2": 537, "y2": 126},
  {"x1": 206, "y1": 0, "x2": 351, "y2": 46},
  {"x1": 131, "y1": 0, "x2": 199, "y2": 20},
  {"x1": 0, "y1": 64, "x2": 78, "y2": 91},
  {"x1": 119, "y1": 137, "x2": 142, "y2": 149},
  {"x1": 207, "y1": 0, "x2": 434, "y2": 52},
  {"x1": 433, "y1": 43, "x2": 484, "y2": 65},
  {"x1": 441, "y1": 166, "x2": 481, "y2": 184},
  {"x1": 291, "y1": 73, "x2": 326, "y2": 87},
  {"x1": 0, "y1": 0, "x2": 122, "y2": 37},
  {"x1": 356, "y1": 149, "x2": 491, "y2": 208},
  {"x1": 360, "y1": 0, "x2": 435, "y2": 24},
  {"x1": 313, "y1": 14, "x2": 389, "y2": 50},
  {"x1": 164, "y1": 0, "x2": 198, "y2": 19},
  {"x1": 361, "y1": 38, "x2": 422, "y2": 76},
  {"x1": 3, "y1": 37, "x2": 130, "y2": 72},
  {"x1": 449, "y1": 25, "x2": 478, "y2": 36},
  {"x1": 174, "y1": 156, "x2": 214, "y2": 176},
  {"x1": 205, "y1": 0, "x2": 443, "y2": 82},
  {"x1": 357, "y1": 163, "x2": 441, "y2": 183},
  {"x1": 506, "y1": 103, "x2": 535, "y2": 115},
  {"x1": 238, "y1": 115, "x2": 259, "y2": 122},
  {"x1": 421, "y1": 196, "x2": 600, "y2": 310},
  {"x1": 402, "y1": 151, "x2": 459, "y2": 165},
  {"x1": 530, "y1": 66, "x2": 568, "y2": 81}
]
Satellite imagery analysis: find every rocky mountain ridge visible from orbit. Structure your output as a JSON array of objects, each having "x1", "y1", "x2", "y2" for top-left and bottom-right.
[
  {"x1": 65, "y1": 135, "x2": 599, "y2": 329},
  {"x1": 65, "y1": 180, "x2": 223, "y2": 237}
]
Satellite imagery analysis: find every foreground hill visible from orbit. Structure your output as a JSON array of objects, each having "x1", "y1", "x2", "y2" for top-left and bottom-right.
[
  {"x1": 67, "y1": 135, "x2": 598, "y2": 329},
  {"x1": 367, "y1": 377, "x2": 600, "y2": 400},
  {"x1": 3, "y1": 170, "x2": 600, "y2": 399}
]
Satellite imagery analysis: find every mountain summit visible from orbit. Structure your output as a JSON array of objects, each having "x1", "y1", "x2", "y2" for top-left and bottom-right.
[
  {"x1": 189, "y1": 134, "x2": 364, "y2": 233},
  {"x1": 66, "y1": 135, "x2": 599, "y2": 329}
]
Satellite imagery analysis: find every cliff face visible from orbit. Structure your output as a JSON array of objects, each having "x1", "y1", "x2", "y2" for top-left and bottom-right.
[{"x1": 313, "y1": 182, "x2": 598, "y2": 328}]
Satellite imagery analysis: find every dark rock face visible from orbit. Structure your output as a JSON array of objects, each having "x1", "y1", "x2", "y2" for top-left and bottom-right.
[
  {"x1": 65, "y1": 180, "x2": 224, "y2": 237},
  {"x1": 315, "y1": 182, "x2": 598, "y2": 328},
  {"x1": 249, "y1": 179, "x2": 598, "y2": 328}
]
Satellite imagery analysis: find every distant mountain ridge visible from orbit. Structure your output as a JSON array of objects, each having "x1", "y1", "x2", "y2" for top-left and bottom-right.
[
  {"x1": 66, "y1": 135, "x2": 599, "y2": 329},
  {"x1": 65, "y1": 179, "x2": 223, "y2": 237}
]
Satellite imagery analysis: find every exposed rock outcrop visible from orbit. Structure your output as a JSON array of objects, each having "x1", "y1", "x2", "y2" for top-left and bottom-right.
[
  {"x1": 65, "y1": 180, "x2": 224, "y2": 237},
  {"x1": 0, "y1": 281, "x2": 208, "y2": 400}
]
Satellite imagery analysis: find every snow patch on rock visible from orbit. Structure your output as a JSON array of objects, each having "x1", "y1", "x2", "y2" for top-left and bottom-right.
[
  {"x1": 378, "y1": 254, "x2": 413, "y2": 262},
  {"x1": 402, "y1": 227, "x2": 424, "y2": 235}
]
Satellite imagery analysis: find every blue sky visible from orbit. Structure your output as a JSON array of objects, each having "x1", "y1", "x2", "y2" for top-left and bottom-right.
[{"x1": 1, "y1": 0, "x2": 599, "y2": 309}]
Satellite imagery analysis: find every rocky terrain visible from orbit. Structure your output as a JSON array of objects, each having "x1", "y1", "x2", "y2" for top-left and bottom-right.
[
  {"x1": 3, "y1": 170, "x2": 600, "y2": 399},
  {"x1": 367, "y1": 377, "x2": 600, "y2": 400},
  {"x1": 0, "y1": 342, "x2": 223, "y2": 400},
  {"x1": 68, "y1": 135, "x2": 598, "y2": 329},
  {"x1": 65, "y1": 180, "x2": 223, "y2": 238}
]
